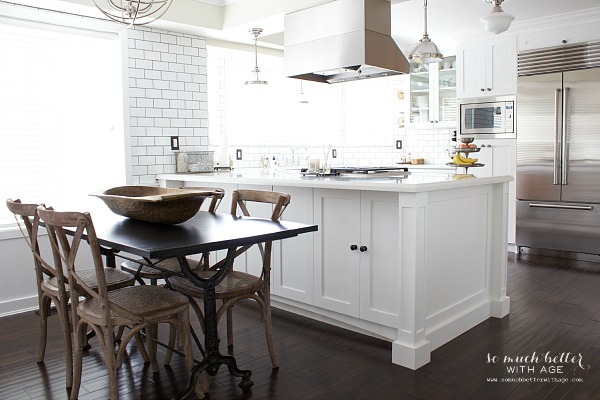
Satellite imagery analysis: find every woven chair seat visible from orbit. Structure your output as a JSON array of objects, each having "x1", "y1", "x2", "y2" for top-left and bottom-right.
[
  {"x1": 169, "y1": 270, "x2": 260, "y2": 299},
  {"x1": 41, "y1": 267, "x2": 135, "y2": 293},
  {"x1": 79, "y1": 285, "x2": 189, "y2": 323},
  {"x1": 121, "y1": 257, "x2": 201, "y2": 279}
]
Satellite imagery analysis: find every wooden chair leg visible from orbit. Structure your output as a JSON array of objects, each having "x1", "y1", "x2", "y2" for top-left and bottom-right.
[
  {"x1": 147, "y1": 324, "x2": 160, "y2": 372},
  {"x1": 135, "y1": 332, "x2": 151, "y2": 363},
  {"x1": 226, "y1": 305, "x2": 233, "y2": 349},
  {"x1": 56, "y1": 296, "x2": 74, "y2": 388},
  {"x1": 179, "y1": 311, "x2": 205, "y2": 399},
  {"x1": 263, "y1": 305, "x2": 278, "y2": 368},
  {"x1": 69, "y1": 323, "x2": 85, "y2": 400},
  {"x1": 164, "y1": 324, "x2": 177, "y2": 365},
  {"x1": 37, "y1": 295, "x2": 51, "y2": 363},
  {"x1": 102, "y1": 329, "x2": 120, "y2": 400}
]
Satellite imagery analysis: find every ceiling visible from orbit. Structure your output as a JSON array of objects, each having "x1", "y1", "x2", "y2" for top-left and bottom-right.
[{"x1": 8, "y1": 0, "x2": 600, "y2": 51}]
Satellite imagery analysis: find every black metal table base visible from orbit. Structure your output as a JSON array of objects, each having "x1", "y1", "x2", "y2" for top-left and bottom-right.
[{"x1": 171, "y1": 250, "x2": 253, "y2": 400}]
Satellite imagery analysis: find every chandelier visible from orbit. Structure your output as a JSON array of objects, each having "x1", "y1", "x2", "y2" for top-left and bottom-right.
[
  {"x1": 481, "y1": 0, "x2": 514, "y2": 34},
  {"x1": 408, "y1": 0, "x2": 443, "y2": 65},
  {"x1": 90, "y1": 0, "x2": 173, "y2": 26}
]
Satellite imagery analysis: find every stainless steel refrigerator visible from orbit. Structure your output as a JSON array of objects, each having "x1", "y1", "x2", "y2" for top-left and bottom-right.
[{"x1": 516, "y1": 61, "x2": 600, "y2": 254}]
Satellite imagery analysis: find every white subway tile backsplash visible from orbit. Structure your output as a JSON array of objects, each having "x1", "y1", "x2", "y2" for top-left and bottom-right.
[
  {"x1": 177, "y1": 36, "x2": 192, "y2": 47},
  {"x1": 153, "y1": 80, "x2": 170, "y2": 90},
  {"x1": 169, "y1": 99, "x2": 185, "y2": 109},
  {"x1": 152, "y1": 61, "x2": 169, "y2": 71},
  {"x1": 161, "y1": 71, "x2": 177, "y2": 81},
  {"x1": 160, "y1": 33, "x2": 177, "y2": 44},
  {"x1": 169, "y1": 63, "x2": 185, "y2": 73},
  {"x1": 169, "y1": 44, "x2": 184, "y2": 55},
  {"x1": 154, "y1": 118, "x2": 171, "y2": 127},
  {"x1": 135, "y1": 59, "x2": 152, "y2": 69},
  {"x1": 184, "y1": 47, "x2": 199, "y2": 57},
  {"x1": 162, "y1": 109, "x2": 178, "y2": 118},
  {"x1": 177, "y1": 54, "x2": 192, "y2": 64},
  {"x1": 152, "y1": 42, "x2": 169, "y2": 52}
]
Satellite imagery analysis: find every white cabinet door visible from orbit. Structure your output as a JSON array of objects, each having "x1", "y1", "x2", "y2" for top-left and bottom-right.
[
  {"x1": 358, "y1": 191, "x2": 400, "y2": 326},
  {"x1": 314, "y1": 189, "x2": 401, "y2": 321},
  {"x1": 472, "y1": 140, "x2": 517, "y2": 244},
  {"x1": 486, "y1": 36, "x2": 517, "y2": 97},
  {"x1": 457, "y1": 36, "x2": 516, "y2": 98},
  {"x1": 314, "y1": 189, "x2": 361, "y2": 317},
  {"x1": 272, "y1": 186, "x2": 314, "y2": 305},
  {"x1": 409, "y1": 55, "x2": 457, "y2": 128},
  {"x1": 456, "y1": 42, "x2": 486, "y2": 99}
]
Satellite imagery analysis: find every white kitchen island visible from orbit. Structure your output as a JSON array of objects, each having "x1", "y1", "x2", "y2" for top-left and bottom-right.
[{"x1": 157, "y1": 169, "x2": 511, "y2": 370}]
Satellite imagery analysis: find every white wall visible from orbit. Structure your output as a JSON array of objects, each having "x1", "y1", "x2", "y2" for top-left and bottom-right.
[{"x1": 127, "y1": 26, "x2": 210, "y2": 184}]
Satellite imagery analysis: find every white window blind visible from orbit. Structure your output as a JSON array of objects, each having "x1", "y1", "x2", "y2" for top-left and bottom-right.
[{"x1": 0, "y1": 17, "x2": 126, "y2": 226}]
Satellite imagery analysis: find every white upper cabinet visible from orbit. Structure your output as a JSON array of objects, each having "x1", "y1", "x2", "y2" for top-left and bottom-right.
[
  {"x1": 409, "y1": 55, "x2": 457, "y2": 127},
  {"x1": 456, "y1": 36, "x2": 517, "y2": 99}
]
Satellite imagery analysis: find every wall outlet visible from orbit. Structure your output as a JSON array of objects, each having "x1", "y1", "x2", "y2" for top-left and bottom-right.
[
  {"x1": 332, "y1": 149, "x2": 337, "y2": 158},
  {"x1": 170, "y1": 136, "x2": 179, "y2": 150},
  {"x1": 236, "y1": 149, "x2": 243, "y2": 160},
  {"x1": 396, "y1": 140, "x2": 402, "y2": 150}
]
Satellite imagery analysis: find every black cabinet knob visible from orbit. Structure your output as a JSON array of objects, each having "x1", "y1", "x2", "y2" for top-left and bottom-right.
[
  {"x1": 359, "y1": 246, "x2": 367, "y2": 252},
  {"x1": 350, "y1": 245, "x2": 358, "y2": 251}
]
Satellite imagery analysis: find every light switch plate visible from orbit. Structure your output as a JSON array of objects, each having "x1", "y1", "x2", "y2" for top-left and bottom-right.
[{"x1": 170, "y1": 136, "x2": 179, "y2": 150}]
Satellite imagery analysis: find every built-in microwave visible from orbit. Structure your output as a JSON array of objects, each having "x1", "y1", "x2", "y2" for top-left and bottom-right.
[{"x1": 458, "y1": 95, "x2": 516, "y2": 139}]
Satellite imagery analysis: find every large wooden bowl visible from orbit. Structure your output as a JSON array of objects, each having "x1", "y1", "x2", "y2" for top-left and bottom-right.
[{"x1": 91, "y1": 186, "x2": 220, "y2": 224}]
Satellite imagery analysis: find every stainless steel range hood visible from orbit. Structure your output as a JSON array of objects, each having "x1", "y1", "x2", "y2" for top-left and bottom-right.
[{"x1": 284, "y1": 0, "x2": 410, "y2": 84}]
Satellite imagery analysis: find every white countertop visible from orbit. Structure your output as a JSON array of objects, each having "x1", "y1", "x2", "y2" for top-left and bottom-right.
[{"x1": 157, "y1": 169, "x2": 512, "y2": 193}]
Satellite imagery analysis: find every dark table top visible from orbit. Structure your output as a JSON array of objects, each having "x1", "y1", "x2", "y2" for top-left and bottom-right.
[{"x1": 89, "y1": 209, "x2": 318, "y2": 259}]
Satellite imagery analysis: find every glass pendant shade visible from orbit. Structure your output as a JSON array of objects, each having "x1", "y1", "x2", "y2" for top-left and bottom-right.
[
  {"x1": 90, "y1": 0, "x2": 173, "y2": 26},
  {"x1": 245, "y1": 28, "x2": 268, "y2": 86},
  {"x1": 481, "y1": 1, "x2": 514, "y2": 34},
  {"x1": 245, "y1": 68, "x2": 268, "y2": 86},
  {"x1": 409, "y1": 35, "x2": 443, "y2": 65},
  {"x1": 409, "y1": 0, "x2": 442, "y2": 65}
]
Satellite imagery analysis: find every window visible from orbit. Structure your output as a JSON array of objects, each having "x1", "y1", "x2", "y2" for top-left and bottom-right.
[
  {"x1": 0, "y1": 16, "x2": 126, "y2": 226},
  {"x1": 207, "y1": 45, "x2": 403, "y2": 147},
  {"x1": 207, "y1": 45, "x2": 341, "y2": 146}
]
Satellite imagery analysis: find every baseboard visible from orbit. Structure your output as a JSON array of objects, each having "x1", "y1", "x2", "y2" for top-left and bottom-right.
[{"x1": 0, "y1": 296, "x2": 38, "y2": 318}]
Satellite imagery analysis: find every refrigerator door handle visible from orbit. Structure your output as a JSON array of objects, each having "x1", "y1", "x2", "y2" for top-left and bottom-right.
[
  {"x1": 529, "y1": 203, "x2": 593, "y2": 211},
  {"x1": 562, "y1": 87, "x2": 570, "y2": 185},
  {"x1": 553, "y1": 88, "x2": 562, "y2": 185}
]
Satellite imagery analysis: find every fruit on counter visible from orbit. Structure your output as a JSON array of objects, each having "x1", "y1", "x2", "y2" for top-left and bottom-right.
[
  {"x1": 452, "y1": 153, "x2": 478, "y2": 165},
  {"x1": 458, "y1": 143, "x2": 469, "y2": 149},
  {"x1": 468, "y1": 143, "x2": 477, "y2": 148},
  {"x1": 453, "y1": 173, "x2": 475, "y2": 180}
]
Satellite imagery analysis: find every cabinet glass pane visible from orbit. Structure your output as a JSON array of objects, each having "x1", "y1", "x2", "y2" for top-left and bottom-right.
[
  {"x1": 410, "y1": 64, "x2": 430, "y2": 124},
  {"x1": 438, "y1": 55, "x2": 457, "y2": 124}
]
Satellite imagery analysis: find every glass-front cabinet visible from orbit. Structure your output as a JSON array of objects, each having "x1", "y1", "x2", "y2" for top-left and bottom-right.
[{"x1": 409, "y1": 55, "x2": 457, "y2": 127}]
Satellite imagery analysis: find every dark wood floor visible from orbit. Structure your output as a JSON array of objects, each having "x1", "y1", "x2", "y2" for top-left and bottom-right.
[{"x1": 2, "y1": 252, "x2": 600, "y2": 399}]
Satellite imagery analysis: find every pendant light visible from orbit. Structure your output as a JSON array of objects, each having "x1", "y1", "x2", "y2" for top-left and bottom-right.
[
  {"x1": 481, "y1": 0, "x2": 514, "y2": 35},
  {"x1": 298, "y1": 81, "x2": 309, "y2": 104},
  {"x1": 90, "y1": 0, "x2": 173, "y2": 26},
  {"x1": 245, "y1": 28, "x2": 268, "y2": 86},
  {"x1": 408, "y1": 0, "x2": 443, "y2": 65}
]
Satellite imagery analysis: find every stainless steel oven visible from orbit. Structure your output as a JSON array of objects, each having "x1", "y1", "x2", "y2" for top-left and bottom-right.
[{"x1": 458, "y1": 95, "x2": 516, "y2": 139}]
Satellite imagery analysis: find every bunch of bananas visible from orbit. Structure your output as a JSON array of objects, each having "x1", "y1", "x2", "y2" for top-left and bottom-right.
[{"x1": 453, "y1": 153, "x2": 478, "y2": 165}]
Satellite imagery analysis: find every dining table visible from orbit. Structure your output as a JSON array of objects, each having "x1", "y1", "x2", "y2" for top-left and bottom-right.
[{"x1": 71, "y1": 206, "x2": 318, "y2": 399}]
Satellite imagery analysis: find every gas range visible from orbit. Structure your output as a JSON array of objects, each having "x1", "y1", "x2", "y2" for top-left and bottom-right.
[{"x1": 301, "y1": 166, "x2": 409, "y2": 178}]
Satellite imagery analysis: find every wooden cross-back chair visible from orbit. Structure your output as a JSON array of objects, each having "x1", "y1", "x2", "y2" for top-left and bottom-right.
[
  {"x1": 168, "y1": 189, "x2": 291, "y2": 368},
  {"x1": 35, "y1": 206, "x2": 201, "y2": 400},
  {"x1": 5, "y1": 199, "x2": 135, "y2": 389}
]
